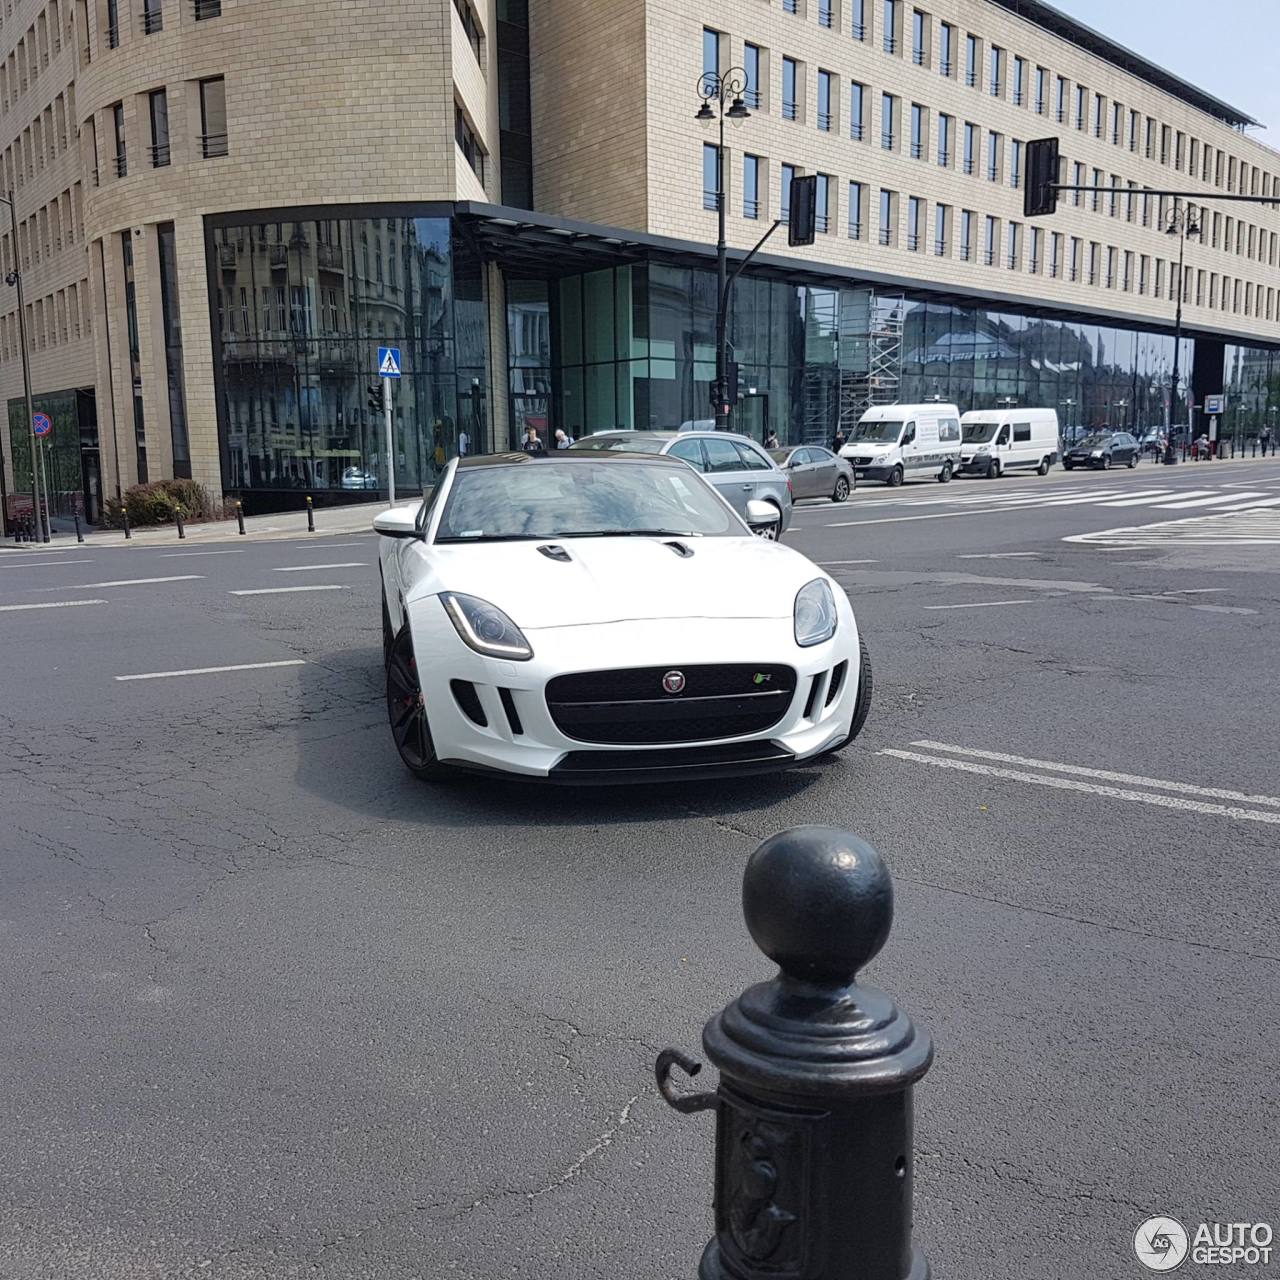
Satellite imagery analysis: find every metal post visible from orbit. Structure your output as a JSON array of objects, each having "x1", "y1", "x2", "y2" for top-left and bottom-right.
[
  {"x1": 382, "y1": 375, "x2": 396, "y2": 506},
  {"x1": 714, "y1": 103, "x2": 729, "y2": 433},
  {"x1": 235, "y1": 500, "x2": 246, "y2": 535},
  {"x1": 39, "y1": 437, "x2": 51, "y2": 535},
  {"x1": 6, "y1": 190, "x2": 47, "y2": 539},
  {"x1": 73, "y1": 511, "x2": 83, "y2": 543},
  {"x1": 121, "y1": 503, "x2": 131, "y2": 539},
  {"x1": 174, "y1": 505, "x2": 185, "y2": 539},
  {"x1": 658, "y1": 827, "x2": 933, "y2": 1280},
  {"x1": 305, "y1": 494, "x2": 315, "y2": 533}
]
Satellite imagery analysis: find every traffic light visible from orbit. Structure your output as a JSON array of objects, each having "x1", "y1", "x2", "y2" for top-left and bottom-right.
[
  {"x1": 367, "y1": 383, "x2": 383, "y2": 413},
  {"x1": 788, "y1": 174, "x2": 818, "y2": 246},
  {"x1": 725, "y1": 360, "x2": 740, "y2": 407},
  {"x1": 1023, "y1": 137, "x2": 1060, "y2": 217}
]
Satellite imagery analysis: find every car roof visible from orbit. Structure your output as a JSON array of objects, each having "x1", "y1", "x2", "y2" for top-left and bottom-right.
[
  {"x1": 578, "y1": 429, "x2": 759, "y2": 444},
  {"x1": 455, "y1": 450, "x2": 689, "y2": 468}
]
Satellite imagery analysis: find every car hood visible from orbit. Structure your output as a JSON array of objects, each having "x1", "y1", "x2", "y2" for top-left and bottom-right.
[
  {"x1": 842, "y1": 440, "x2": 897, "y2": 454},
  {"x1": 410, "y1": 536, "x2": 824, "y2": 628}
]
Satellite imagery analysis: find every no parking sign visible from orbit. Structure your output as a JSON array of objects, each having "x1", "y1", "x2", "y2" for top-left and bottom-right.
[{"x1": 32, "y1": 412, "x2": 52, "y2": 437}]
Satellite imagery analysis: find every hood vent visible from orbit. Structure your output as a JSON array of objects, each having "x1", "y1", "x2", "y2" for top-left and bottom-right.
[
  {"x1": 537, "y1": 544, "x2": 572, "y2": 562},
  {"x1": 664, "y1": 541, "x2": 694, "y2": 558}
]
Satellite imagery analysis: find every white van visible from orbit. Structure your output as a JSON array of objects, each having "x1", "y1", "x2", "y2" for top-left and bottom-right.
[
  {"x1": 839, "y1": 404, "x2": 963, "y2": 486},
  {"x1": 958, "y1": 408, "x2": 1061, "y2": 478}
]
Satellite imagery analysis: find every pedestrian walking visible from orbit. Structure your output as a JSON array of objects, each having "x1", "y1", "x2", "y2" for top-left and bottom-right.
[
  {"x1": 764, "y1": 429, "x2": 779, "y2": 449},
  {"x1": 522, "y1": 427, "x2": 546, "y2": 456},
  {"x1": 554, "y1": 428, "x2": 574, "y2": 449},
  {"x1": 833, "y1": 429, "x2": 846, "y2": 453},
  {"x1": 458, "y1": 427, "x2": 470, "y2": 457},
  {"x1": 1261, "y1": 425, "x2": 1272, "y2": 456}
]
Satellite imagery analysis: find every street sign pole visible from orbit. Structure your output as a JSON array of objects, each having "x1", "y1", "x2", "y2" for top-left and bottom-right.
[
  {"x1": 383, "y1": 376, "x2": 396, "y2": 507},
  {"x1": 8, "y1": 190, "x2": 47, "y2": 541},
  {"x1": 40, "y1": 437, "x2": 51, "y2": 528}
]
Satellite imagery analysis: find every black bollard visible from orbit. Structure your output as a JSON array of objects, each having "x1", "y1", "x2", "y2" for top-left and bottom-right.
[
  {"x1": 235, "y1": 500, "x2": 246, "y2": 535},
  {"x1": 175, "y1": 505, "x2": 186, "y2": 539},
  {"x1": 306, "y1": 494, "x2": 315, "y2": 533},
  {"x1": 657, "y1": 827, "x2": 933, "y2": 1280},
  {"x1": 74, "y1": 512, "x2": 84, "y2": 543},
  {"x1": 122, "y1": 506, "x2": 131, "y2": 540}
]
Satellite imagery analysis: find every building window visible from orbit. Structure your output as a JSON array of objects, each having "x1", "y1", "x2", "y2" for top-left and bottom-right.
[
  {"x1": 1070, "y1": 236, "x2": 1081, "y2": 281},
  {"x1": 1128, "y1": 109, "x2": 1139, "y2": 152},
  {"x1": 783, "y1": 0, "x2": 797, "y2": 12},
  {"x1": 964, "y1": 33, "x2": 978, "y2": 88},
  {"x1": 850, "y1": 81, "x2": 865, "y2": 139},
  {"x1": 1073, "y1": 161, "x2": 1084, "y2": 208},
  {"x1": 815, "y1": 173, "x2": 830, "y2": 231},
  {"x1": 743, "y1": 153, "x2": 761, "y2": 219},
  {"x1": 1009, "y1": 138, "x2": 1022, "y2": 189},
  {"x1": 156, "y1": 221, "x2": 190, "y2": 475},
  {"x1": 1111, "y1": 101, "x2": 1122, "y2": 145},
  {"x1": 878, "y1": 188, "x2": 895, "y2": 245},
  {"x1": 142, "y1": 0, "x2": 162, "y2": 34},
  {"x1": 106, "y1": 0, "x2": 119, "y2": 47},
  {"x1": 1029, "y1": 225, "x2": 1041, "y2": 273},
  {"x1": 1146, "y1": 117, "x2": 1156, "y2": 160},
  {"x1": 851, "y1": 0, "x2": 866, "y2": 40},
  {"x1": 817, "y1": 70, "x2": 833, "y2": 131},
  {"x1": 781, "y1": 163, "x2": 795, "y2": 219},
  {"x1": 744, "y1": 43, "x2": 762, "y2": 108},
  {"x1": 1012, "y1": 56, "x2": 1026, "y2": 106},
  {"x1": 121, "y1": 232, "x2": 146, "y2": 482},
  {"x1": 193, "y1": 0, "x2": 221, "y2": 17},
  {"x1": 1105, "y1": 246, "x2": 1116, "y2": 288},
  {"x1": 963, "y1": 121, "x2": 976, "y2": 174},
  {"x1": 1075, "y1": 84, "x2": 1086, "y2": 131},
  {"x1": 983, "y1": 214, "x2": 997, "y2": 266},
  {"x1": 883, "y1": 0, "x2": 898, "y2": 53},
  {"x1": 959, "y1": 208, "x2": 973, "y2": 261},
  {"x1": 782, "y1": 57, "x2": 798, "y2": 121},
  {"x1": 1055, "y1": 75, "x2": 1067, "y2": 123},
  {"x1": 702, "y1": 27, "x2": 721, "y2": 78},
  {"x1": 1091, "y1": 166, "x2": 1103, "y2": 213},
  {"x1": 939, "y1": 21, "x2": 953, "y2": 75},
  {"x1": 1007, "y1": 220, "x2": 1020, "y2": 269},
  {"x1": 1092, "y1": 91, "x2": 1104, "y2": 138},
  {"x1": 986, "y1": 130, "x2": 1001, "y2": 182},
  {"x1": 1122, "y1": 249, "x2": 1133, "y2": 290},
  {"x1": 818, "y1": 0, "x2": 833, "y2": 28},
  {"x1": 1034, "y1": 66, "x2": 1046, "y2": 114},
  {"x1": 988, "y1": 44, "x2": 1002, "y2": 96},
  {"x1": 702, "y1": 142, "x2": 719, "y2": 211},
  {"x1": 910, "y1": 103, "x2": 924, "y2": 158},
  {"x1": 937, "y1": 112, "x2": 951, "y2": 167},
  {"x1": 848, "y1": 180, "x2": 865, "y2": 238},
  {"x1": 199, "y1": 76, "x2": 228, "y2": 158},
  {"x1": 1049, "y1": 230, "x2": 1062, "y2": 278},
  {"x1": 1088, "y1": 242, "x2": 1100, "y2": 286},
  {"x1": 111, "y1": 101, "x2": 126, "y2": 177},
  {"x1": 911, "y1": 9, "x2": 927, "y2": 65},
  {"x1": 453, "y1": 0, "x2": 482, "y2": 59},
  {"x1": 881, "y1": 92, "x2": 895, "y2": 150},
  {"x1": 934, "y1": 202, "x2": 948, "y2": 255},
  {"x1": 148, "y1": 88, "x2": 169, "y2": 167},
  {"x1": 906, "y1": 194, "x2": 922, "y2": 249}
]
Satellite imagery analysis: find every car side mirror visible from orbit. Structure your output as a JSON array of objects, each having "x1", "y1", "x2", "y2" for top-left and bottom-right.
[
  {"x1": 373, "y1": 504, "x2": 423, "y2": 539},
  {"x1": 745, "y1": 499, "x2": 780, "y2": 531}
]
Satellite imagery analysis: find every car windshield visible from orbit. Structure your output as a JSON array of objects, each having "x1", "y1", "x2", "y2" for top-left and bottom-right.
[
  {"x1": 1077, "y1": 434, "x2": 1113, "y2": 448},
  {"x1": 962, "y1": 422, "x2": 998, "y2": 443},
  {"x1": 767, "y1": 449, "x2": 792, "y2": 464},
  {"x1": 567, "y1": 435, "x2": 668, "y2": 454},
  {"x1": 434, "y1": 459, "x2": 741, "y2": 542},
  {"x1": 851, "y1": 421, "x2": 901, "y2": 442}
]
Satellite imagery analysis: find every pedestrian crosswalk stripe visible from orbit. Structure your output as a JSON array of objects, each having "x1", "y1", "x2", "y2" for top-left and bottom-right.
[
  {"x1": 1153, "y1": 492, "x2": 1265, "y2": 510},
  {"x1": 1065, "y1": 506, "x2": 1280, "y2": 546}
]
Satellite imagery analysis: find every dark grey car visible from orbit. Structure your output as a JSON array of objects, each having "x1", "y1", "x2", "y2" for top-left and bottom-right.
[
  {"x1": 768, "y1": 446, "x2": 855, "y2": 502},
  {"x1": 569, "y1": 431, "x2": 793, "y2": 534}
]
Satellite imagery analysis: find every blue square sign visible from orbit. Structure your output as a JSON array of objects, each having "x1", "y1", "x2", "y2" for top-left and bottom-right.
[{"x1": 377, "y1": 347, "x2": 402, "y2": 378}]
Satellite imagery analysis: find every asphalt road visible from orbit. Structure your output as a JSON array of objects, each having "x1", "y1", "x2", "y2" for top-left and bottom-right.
[{"x1": 2, "y1": 457, "x2": 1279, "y2": 1280}]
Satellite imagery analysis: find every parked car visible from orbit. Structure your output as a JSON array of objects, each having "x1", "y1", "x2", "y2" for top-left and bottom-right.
[
  {"x1": 342, "y1": 466, "x2": 380, "y2": 490},
  {"x1": 373, "y1": 452, "x2": 870, "y2": 783},
  {"x1": 568, "y1": 430, "x2": 793, "y2": 536},
  {"x1": 1062, "y1": 431, "x2": 1140, "y2": 470},
  {"x1": 768, "y1": 445, "x2": 855, "y2": 502},
  {"x1": 958, "y1": 408, "x2": 1060, "y2": 477},
  {"x1": 838, "y1": 403, "x2": 962, "y2": 486}
]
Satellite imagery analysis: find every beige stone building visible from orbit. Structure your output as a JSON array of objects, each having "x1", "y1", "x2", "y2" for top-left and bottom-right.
[{"x1": 1, "y1": 0, "x2": 1278, "y2": 520}]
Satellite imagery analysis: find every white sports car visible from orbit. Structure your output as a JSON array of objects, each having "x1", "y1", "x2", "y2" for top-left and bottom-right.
[{"x1": 374, "y1": 451, "x2": 871, "y2": 783}]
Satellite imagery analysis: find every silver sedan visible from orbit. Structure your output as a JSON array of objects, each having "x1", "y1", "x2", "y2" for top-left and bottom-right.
[{"x1": 769, "y1": 445, "x2": 855, "y2": 503}]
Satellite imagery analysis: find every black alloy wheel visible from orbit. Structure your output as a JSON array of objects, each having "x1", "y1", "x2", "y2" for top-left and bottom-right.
[{"x1": 386, "y1": 627, "x2": 449, "y2": 781}]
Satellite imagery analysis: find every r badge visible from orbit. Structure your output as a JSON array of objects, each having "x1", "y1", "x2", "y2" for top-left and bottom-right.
[{"x1": 662, "y1": 670, "x2": 686, "y2": 695}]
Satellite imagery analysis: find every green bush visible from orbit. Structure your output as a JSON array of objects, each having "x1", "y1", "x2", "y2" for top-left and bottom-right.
[{"x1": 103, "y1": 479, "x2": 224, "y2": 528}]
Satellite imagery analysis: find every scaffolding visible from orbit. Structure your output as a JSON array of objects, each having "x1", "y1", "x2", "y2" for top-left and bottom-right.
[{"x1": 838, "y1": 291, "x2": 905, "y2": 431}]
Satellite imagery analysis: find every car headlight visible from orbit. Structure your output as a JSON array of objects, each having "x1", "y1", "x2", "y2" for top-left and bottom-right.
[
  {"x1": 1090, "y1": 449, "x2": 1103, "y2": 457},
  {"x1": 975, "y1": 444, "x2": 990, "y2": 455},
  {"x1": 440, "y1": 592, "x2": 533, "y2": 660},
  {"x1": 794, "y1": 579, "x2": 838, "y2": 648}
]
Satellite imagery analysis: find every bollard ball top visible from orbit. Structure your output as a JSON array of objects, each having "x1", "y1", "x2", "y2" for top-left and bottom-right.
[{"x1": 743, "y1": 826, "x2": 893, "y2": 984}]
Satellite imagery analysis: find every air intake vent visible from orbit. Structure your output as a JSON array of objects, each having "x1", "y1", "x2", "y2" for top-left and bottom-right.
[
  {"x1": 664, "y1": 541, "x2": 694, "y2": 558},
  {"x1": 451, "y1": 679, "x2": 487, "y2": 727},
  {"x1": 825, "y1": 660, "x2": 848, "y2": 706},
  {"x1": 499, "y1": 687, "x2": 524, "y2": 736},
  {"x1": 537, "y1": 544, "x2": 571, "y2": 562}
]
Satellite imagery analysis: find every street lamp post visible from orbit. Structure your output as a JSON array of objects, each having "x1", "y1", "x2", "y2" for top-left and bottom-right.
[
  {"x1": 2, "y1": 189, "x2": 48, "y2": 541},
  {"x1": 697, "y1": 68, "x2": 751, "y2": 432},
  {"x1": 1163, "y1": 200, "x2": 1200, "y2": 466}
]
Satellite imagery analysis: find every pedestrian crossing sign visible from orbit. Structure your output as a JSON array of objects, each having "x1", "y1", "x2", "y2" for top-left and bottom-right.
[{"x1": 377, "y1": 347, "x2": 402, "y2": 378}]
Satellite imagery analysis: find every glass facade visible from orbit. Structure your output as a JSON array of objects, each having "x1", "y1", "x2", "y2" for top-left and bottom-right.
[
  {"x1": 208, "y1": 214, "x2": 488, "y2": 505},
  {"x1": 7, "y1": 389, "x2": 100, "y2": 521}
]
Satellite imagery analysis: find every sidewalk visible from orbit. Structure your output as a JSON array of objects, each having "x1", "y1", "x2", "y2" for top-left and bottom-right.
[{"x1": 1, "y1": 498, "x2": 388, "y2": 552}]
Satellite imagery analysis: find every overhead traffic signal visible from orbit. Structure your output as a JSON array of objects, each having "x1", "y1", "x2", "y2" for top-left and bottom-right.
[
  {"x1": 367, "y1": 383, "x2": 383, "y2": 413},
  {"x1": 788, "y1": 175, "x2": 818, "y2": 246},
  {"x1": 1023, "y1": 137, "x2": 1060, "y2": 217}
]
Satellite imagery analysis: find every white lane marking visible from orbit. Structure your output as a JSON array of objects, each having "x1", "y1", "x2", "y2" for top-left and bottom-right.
[
  {"x1": 1154, "y1": 492, "x2": 1265, "y2": 510},
  {"x1": 955, "y1": 552, "x2": 1040, "y2": 559},
  {"x1": 229, "y1": 585, "x2": 351, "y2": 596},
  {"x1": 159, "y1": 549, "x2": 246, "y2": 558},
  {"x1": 0, "y1": 598, "x2": 108, "y2": 612},
  {"x1": 287, "y1": 541, "x2": 365, "y2": 549},
  {"x1": 1094, "y1": 490, "x2": 1179, "y2": 506},
  {"x1": 272, "y1": 562, "x2": 367, "y2": 572},
  {"x1": 817, "y1": 559, "x2": 880, "y2": 566},
  {"x1": 922, "y1": 599, "x2": 1039, "y2": 610},
  {"x1": 881, "y1": 748, "x2": 1280, "y2": 826},
  {"x1": 41, "y1": 574, "x2": 203, "y2": 589},
  {"x1": 0, "y1": 557, "x2": 95, "y2": 568},
  {"x1": 114, "y1": 659, "x2": 307, "y2": 682},
  {"x1": 910, "y1": 740, "x2": 1280, "y2": 809}
]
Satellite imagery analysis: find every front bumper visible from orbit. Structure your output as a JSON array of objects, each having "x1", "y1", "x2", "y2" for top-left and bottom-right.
[
  {"x1": 957, "y1": 454, "x2": 995, "y2": 474},
  {"x1": 406, "y1": 609, "x2": 861, "y2": 781}
]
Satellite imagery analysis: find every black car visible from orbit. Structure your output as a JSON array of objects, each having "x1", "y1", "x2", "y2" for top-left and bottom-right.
[{"x1": 1062, "y1": 431, "x2": 1140, "y2": 471}]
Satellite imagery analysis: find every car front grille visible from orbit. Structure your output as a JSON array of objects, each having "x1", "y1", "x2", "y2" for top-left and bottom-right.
[
  {"x1": 853, "y1": 455, "x2": 873, "y2": 466},
  {"x1": 546, "y1": 664, "x2": 797, "y2": 745}
]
